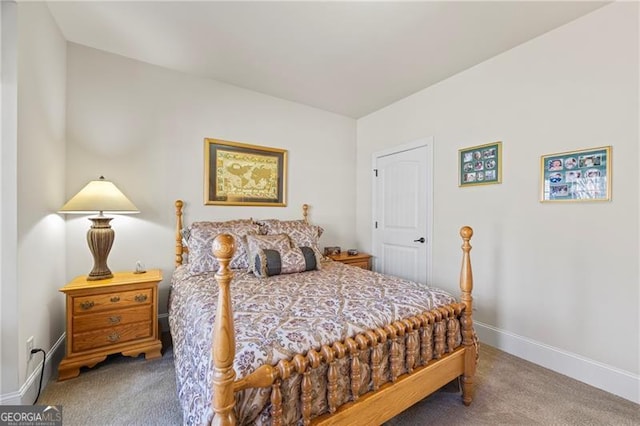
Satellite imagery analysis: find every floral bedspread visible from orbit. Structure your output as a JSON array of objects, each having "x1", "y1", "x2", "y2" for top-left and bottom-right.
[{"x1": 168, "y1": 260, "x2": 457, "y2": 425}]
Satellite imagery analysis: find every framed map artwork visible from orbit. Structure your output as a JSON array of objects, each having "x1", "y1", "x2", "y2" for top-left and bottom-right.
[{"x1": 204, "y1": 138, "x2": 287, "y2": 206}]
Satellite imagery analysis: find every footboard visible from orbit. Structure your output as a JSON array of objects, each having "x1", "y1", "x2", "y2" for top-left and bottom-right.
[{"x1": 210, "y1": 227, "x2": 476, "y2": 426}]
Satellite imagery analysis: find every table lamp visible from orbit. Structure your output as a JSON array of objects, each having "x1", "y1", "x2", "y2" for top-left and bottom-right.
[{"x1": 59, "y1": 176, "x2": 139, "y2": 281}]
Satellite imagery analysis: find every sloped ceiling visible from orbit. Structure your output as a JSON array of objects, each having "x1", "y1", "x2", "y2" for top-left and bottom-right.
[{"x1": 47, "y1": 1, "x2": 607, "y2": 118}]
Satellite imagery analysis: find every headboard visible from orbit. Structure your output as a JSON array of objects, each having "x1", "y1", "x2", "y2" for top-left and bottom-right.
[{"x1": 174, "y1": 199, "x2": 309, "y2": 267}]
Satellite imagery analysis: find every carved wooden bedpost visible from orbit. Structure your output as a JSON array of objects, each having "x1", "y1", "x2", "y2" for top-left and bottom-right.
[
  {"x1": 302, "y1": 204, "x2": 309, "y2": 224},
  {"x1": 459, "y1": 226, "x2": 476, "y2": 406},
  {"x1": 175, "y1": 200, "x2": 184, "y2": 266},
  {"x1": 212, "y1": 234, "x2": 237, "y2": 426}
]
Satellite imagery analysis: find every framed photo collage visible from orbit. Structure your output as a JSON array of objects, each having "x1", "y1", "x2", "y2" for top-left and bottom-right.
[
  {"x1": 540, "y1": 146, "x2": 611, "y2": 202},
  {"x1": 458, "y1": 142, "x2": 611, "y2": 202},
  {"x1": 458, "y1": 142, "x2": 502, "y2": 187}
]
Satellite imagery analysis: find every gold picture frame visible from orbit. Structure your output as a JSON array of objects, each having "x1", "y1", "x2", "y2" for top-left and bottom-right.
[
  {"x1": 458, "y1": 141, "x2": 502, "y2": 187},
  {"x1": 540, "y1": 146, "x2": 611, "y2": 202},
  {"x1": 204, "y1": 138, "x2": 287, "y2": 206}
]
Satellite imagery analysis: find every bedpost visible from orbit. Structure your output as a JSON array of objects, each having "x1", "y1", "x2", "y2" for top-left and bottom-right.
[
  {"x1": 459, "y1": 226, "x2": 476, "y2": 406},
  {"x1": 211, "y1": 234, "x2": 238, "y2": 426},
  {"x1": 302, "y1": 204, "x2": 309, "y2": 223},
  {"x1": 175, "y1": 200, "x2": 184, "y2": 266}
]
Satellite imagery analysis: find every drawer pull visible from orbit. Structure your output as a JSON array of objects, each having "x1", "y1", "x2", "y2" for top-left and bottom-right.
[
  {"x1": 108, "y1": 315, "x2": 121, "y2": 325},
  {"x1": 108, "y1": 332, "x2": 120, "y2": 342},
  {"x1": 110, "y1": 296, "x2": 120, "y2": 303},
  {"x1": 135, "y1": 294, "x2": 148, "y2": 303},
  {"x1": 80, "y1": 301, "x2": 95, "y2": 311}
]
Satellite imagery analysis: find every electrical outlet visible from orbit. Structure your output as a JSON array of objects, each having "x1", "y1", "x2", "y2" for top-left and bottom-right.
[{"x1": 26, "y1": 336, "x2": 34, "y2": 361}]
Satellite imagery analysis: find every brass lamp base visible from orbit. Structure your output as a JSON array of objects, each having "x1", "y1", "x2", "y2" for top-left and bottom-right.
[{"x1": 86, "y1": 216, "x2": 114, "y2": 281}]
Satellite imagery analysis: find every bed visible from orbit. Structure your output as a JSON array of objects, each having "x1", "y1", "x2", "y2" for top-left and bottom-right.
[{"x1": 169, "y1": 200, "x2": 477, "y2": 425}]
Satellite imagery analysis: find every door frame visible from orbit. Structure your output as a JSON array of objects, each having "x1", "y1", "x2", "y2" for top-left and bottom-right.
[{"x1": 371, "y1": 136, "x2": 434, "y2": 284}]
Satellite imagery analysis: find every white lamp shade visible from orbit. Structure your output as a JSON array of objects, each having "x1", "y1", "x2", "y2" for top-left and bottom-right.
[{"x1": 59, "y1": 176, "x2": 139, "y2": 214}]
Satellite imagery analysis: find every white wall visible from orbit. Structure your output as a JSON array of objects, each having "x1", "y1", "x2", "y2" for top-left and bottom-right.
[
  {"x1": 356, "y1": 3, "x2": 639, "y2": 401},
  {"x1": 16, "y1": 1, "x2": 67, "y2": 400},
  {"x1": 65, "y1": 44, "x2": 357, "y2": 314},
  {"x1": 1, "y1": 0, "x2": 19, "y2": 399}
]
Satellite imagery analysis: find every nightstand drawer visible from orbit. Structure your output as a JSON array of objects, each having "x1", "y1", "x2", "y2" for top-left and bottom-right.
[
  {"x1": 72, "y1": 321, "x2": 152, "y2": 352},
  {"x1": 73, "y1": 288, "x2": 152, "y2": 314},
  {"x1": 73, "y1": 306, "x2": 152, "y2": 333},
  {"x1": 345, "y1": 260, "x2": 370, "y2": 269},
  {"x1": 328, "y1": 252, "x2": 372, "y2": 270}
]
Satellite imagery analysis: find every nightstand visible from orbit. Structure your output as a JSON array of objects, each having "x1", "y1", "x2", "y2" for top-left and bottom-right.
[
  {"x1": 58, "y1": 269, "x2": 163, "y2": 381},
  {"x1": 328, "y1": 252, "x2": 372, "y2": 270}
]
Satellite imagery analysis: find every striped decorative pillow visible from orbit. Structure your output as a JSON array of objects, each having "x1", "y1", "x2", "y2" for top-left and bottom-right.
[
  {"x1": 245, "y1": 234, "x2": 292, "y2": 273},
  {"x1": 252, "y1": 246, "x2": 318, "y2": 277}
]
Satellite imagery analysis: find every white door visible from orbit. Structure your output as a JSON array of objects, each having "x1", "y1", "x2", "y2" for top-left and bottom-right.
[{"x1": 373, "y1": 140, "x2": 432, "y2": 284}]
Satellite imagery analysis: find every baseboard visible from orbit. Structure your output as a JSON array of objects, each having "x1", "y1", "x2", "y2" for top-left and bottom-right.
[
  {"x1": 475, "y1": 321, "x2": 639, "y2": 404},
  {"x1": 0, "y1": 391, "x2": 21, "y2": 405},
  {"x1": 0, "y1": 333, "x2": 66, "y2": 405}
]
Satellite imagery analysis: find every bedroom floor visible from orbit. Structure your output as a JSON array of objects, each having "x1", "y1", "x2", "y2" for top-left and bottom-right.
[{"x1": 39, "y1": 334, "x2": 639, "y2": 425}]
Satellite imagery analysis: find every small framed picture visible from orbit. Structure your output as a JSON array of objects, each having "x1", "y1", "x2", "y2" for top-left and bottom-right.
[
  {"x1": 458, "y1": 141, "x2": 502, "y2": 187},
  {"x1": 324, "y1": 246, "x2": 341, "y2": 256},
  {"x1": 540, "y1": 146, "x2": 611, "y2": 202}
]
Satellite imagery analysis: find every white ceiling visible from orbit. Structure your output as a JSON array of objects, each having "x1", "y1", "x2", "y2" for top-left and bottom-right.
[{"x1": 46, "y1": 1, "x2": 607, "y2": 118}]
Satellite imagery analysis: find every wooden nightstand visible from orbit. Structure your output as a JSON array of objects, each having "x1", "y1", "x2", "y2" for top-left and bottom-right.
[
  {"x1": 328, "y1": 252, "x2": 372, "y2": 270},
  {"x1": 58, "y1": 269, "x2": 163, "y2": 380}
]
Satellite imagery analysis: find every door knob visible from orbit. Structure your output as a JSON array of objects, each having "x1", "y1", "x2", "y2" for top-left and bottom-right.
[{"x1": 413, "y1": 237, "x2": 425, "y2": 243}]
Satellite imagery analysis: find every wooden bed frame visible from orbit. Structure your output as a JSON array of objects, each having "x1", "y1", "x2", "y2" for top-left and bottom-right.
[{"x1": 174, "y1": 200, "x2": 477, "y2": 426}]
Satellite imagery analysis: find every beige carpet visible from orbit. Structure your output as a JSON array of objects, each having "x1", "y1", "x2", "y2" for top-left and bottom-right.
[{"x1": 39, "y1": 338, "x2": 639, "y2": 425}]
